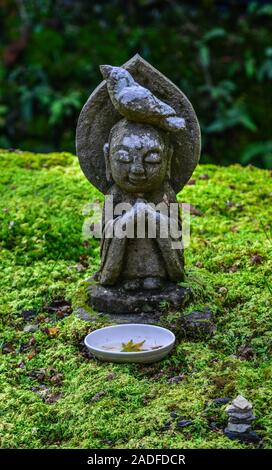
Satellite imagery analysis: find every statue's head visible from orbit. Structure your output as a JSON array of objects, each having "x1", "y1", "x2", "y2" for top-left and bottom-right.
[
  {"x1": 77, "y1": 57, "x2": 201, "y2": 195},
  {"x1": 104, "y1": 118, "x2": 173, "y2": 193}
]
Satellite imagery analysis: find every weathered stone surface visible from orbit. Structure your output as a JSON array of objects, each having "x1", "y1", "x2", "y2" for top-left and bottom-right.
[
  {"x1": 231, "y1": 395, "x2": 253, "y2": 411},
  {"x1": 229, "y1": 415, "x2": 255, "y2": 424},
  {"x1": 96, "y1": 117, "x2": 186, "y2": 288},
  {"x1": 227, "y1": 422, "x2": 251, "y2": 433},
  {"x1": 76, "y1": 307, "x2": 99, "y2": 322},
  {"x1": 87, "y1": 282, "x2": 191, "y2": 315},
  {"x1": 104, "y1": 312, "x2": 162, "y2": 325},
  {"x1": 23, "y1": 324, "x2": 38, "y2": 333},
  {"x1": 226, "y1": 406, "x2": 253, "y2": 416},
  {"x1": 76, "y1": 307, "x2": 164, "y2": 325}
]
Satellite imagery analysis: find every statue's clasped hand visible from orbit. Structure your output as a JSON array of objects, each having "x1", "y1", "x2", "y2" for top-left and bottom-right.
[{"x1": 117, "y1": 198, "x2": 169, "y2": 237}]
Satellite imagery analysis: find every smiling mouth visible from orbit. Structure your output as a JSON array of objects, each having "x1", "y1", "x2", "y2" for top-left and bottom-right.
[{"x1": 129, "y1": 176, "x2": 147, "y2": 184}]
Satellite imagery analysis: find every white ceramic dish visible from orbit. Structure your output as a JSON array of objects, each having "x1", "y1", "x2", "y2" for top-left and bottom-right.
[{"x1": 84, "y1": 323, "x2": 175, "y2": 363}]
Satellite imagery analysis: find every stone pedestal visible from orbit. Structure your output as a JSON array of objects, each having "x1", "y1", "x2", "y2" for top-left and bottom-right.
[{"x1": 87, "y1": 281, "x2": 191, "y2": 315}]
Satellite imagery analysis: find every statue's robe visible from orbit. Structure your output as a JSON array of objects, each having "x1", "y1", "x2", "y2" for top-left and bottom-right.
[{"x1": 98, "y1": 183, "x2": 184, "y2": 285}]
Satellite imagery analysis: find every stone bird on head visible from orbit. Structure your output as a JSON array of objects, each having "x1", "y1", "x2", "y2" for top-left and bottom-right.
[{"x1": 100, "y1": 65, "x2": 185, "y2": 133}]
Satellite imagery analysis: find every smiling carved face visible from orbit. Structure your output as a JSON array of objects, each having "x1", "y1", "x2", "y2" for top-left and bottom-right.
[{"x1": 105, "y1": 120, "x2": 171, "y2": 193}]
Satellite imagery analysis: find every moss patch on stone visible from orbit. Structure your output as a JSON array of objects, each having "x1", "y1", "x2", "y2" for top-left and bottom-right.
[{"x1": 0, "y1": 149, "x2": 271, "y2": 449}]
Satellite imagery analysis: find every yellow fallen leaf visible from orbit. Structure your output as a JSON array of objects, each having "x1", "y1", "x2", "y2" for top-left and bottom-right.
[
  {"x1": 121, "y1": 339, "x2": 145, "y2": 352},
  {"x1": 27, "y1": 350, "x2": 36, "y2": 360},
  {"x1": 47, "y1": 327, "x2": 60, "y2": 336}
]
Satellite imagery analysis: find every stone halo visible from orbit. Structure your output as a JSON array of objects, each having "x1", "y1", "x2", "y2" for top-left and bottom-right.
[{"x1": 76, "y1": 54, "x2": 201, "y2": 194}]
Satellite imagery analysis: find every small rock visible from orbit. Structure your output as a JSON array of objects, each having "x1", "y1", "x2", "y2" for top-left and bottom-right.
[
  {"x1": 195, "y1": 261, "x2": 204, "y2": 268},
  {"x1": 170, "y1": 411, "x2": 179, "y2": 419},
  {"x1": 45, "y1": 392, "x2": 63, "y2": 404},
  {"x1": 34, "y1": 385, "x2": 50, "y2": 398},
  {"x1": 50, "y1": 373, "x2": 63, "y2": 385},
  {"x1": 180, "y1": 310, "x2": 216, "y2": 339},
  {"x1": 225, "y1": 200, "x2": 234, "y2": 208},
  {"x1": 160, "y1": 422, "x2": 171, "y2": 432},
  {"x1": 16, "y1": 360, "x2": 25, "y2": 368},
  {"x1": 213, "y1": 397, "x2": 231, "y2": 405},
  {"x1": 164, "y1": 420, "x2": 172, "y2": 427},
  {"x1": 224, "y1": 430, "x2": 261, "y2": 443},
  {"x1": 46, "y1": 299, "x2": 72, "y2": 317},
  {"x1": 250, "y1": 254, "x2": 264, "y2": 265},
  {"x1": 187, "y1": 179, "x2": 196, "y2": 185},
  {"x1": 177, "y1": 419, "x2": 193, "y2": 428},
  {"x1": 20, "y1": 337, "x2": 36, "y2": 353},
  {"x1": 199, "y1": 173, "x2": 209, "y2": 180},
  {"x1": 224, "y1": 395, "x2": 260, "y2": 443},
  {"x1": 2, "y1": 342, "x2": 14, "y2": 354},
  {"x1": 91, "y1": 391, "x2": 106, "y2": 402},
  {"x1": 228, "y1": 263, "x2": 239, "y2": 273},
  {"x1": 218, "y1": 287, "x2": 228, "y2": 294},
  {"x1": 227, "y1": 409, "x2": 254, "y2": 420},
  {"x1": 168, "y1": 374, "x2": 184, "y2": 385},
  {"x1": 76, "y1": 307, "x2": 93, "y2": 321},
  {"x1": 23, "y1": 324, "x2": 38, "y2": 333},
  {"x1": 227, "y1": 422, "x2": 251, "y2": 433},
  {"x1": 103, "y1": 439, "x2": 113, "y2": 446},
  {"x1": 229, "y1": 415, "x2": 255, "y2": 424},
  {"x1": 76, "y1": 263, "x2": 85, "y2": 272},
  {"x1": 106, "y1": 372, "x2": 117, "y2": 381},
  {"x1": 236, "y1": 345, "x2": 255, "y2": 361},
  {"x1": 231, "y1": 395, "x2": 252, "y2": 411},
  {"x1": 22, "y1": 309, "x2": 37, "y2": 320},
  {"x1": 30, "y1": 369, "x2": 46, "y2": 382}
]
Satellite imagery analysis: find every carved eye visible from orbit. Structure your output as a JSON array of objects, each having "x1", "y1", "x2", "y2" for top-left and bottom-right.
[
  {"x1": 117, "y1": 151, "x2": 132, "y2": 163},
  {"x1": 144, "y1": 152, "x2": 161, "y2": 163}
]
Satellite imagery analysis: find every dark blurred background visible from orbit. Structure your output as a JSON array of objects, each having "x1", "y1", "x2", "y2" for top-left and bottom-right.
[{"x1": 0, "y1": 0, "x2": 271, "y2": 167}]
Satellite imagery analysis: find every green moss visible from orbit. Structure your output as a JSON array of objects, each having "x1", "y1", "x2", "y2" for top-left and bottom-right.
[{"x1": 0, "y1": 150, "x2": 272, "y2": 449}]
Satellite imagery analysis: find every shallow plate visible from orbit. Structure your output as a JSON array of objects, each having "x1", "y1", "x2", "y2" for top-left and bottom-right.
[{"x1": 84, "y1": 324, "x2": 175, "y2": 363}]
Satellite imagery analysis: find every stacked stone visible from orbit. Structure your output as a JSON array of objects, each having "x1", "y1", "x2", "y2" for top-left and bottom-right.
[{"x1": 224, "y1": 395, "x2": 260, "y2": 443}]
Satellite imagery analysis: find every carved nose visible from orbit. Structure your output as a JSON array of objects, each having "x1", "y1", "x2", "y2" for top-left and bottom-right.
[{"x1": 131, "y1": 163, "x2": 145, "y2": 176}]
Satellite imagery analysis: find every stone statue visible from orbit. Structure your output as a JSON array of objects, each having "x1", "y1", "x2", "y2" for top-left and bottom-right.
[{"x1": 76, "y1": 55, "x2": 200, "y2": 314}]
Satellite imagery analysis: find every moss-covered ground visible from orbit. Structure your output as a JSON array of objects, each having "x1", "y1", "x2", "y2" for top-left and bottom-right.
[{"x1": 0, "y1": 150, "x2": 271, "y2": 449}]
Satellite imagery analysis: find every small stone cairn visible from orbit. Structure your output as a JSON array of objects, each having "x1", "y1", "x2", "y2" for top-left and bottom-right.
[{"x1": 224, "y1": 395, "x2": 260, "y2": 443}]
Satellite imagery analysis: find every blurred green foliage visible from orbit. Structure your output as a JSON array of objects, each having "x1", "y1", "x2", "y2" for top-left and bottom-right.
[{"x1": 0, "y1": 0, "x2": 271, "y2": 168}]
